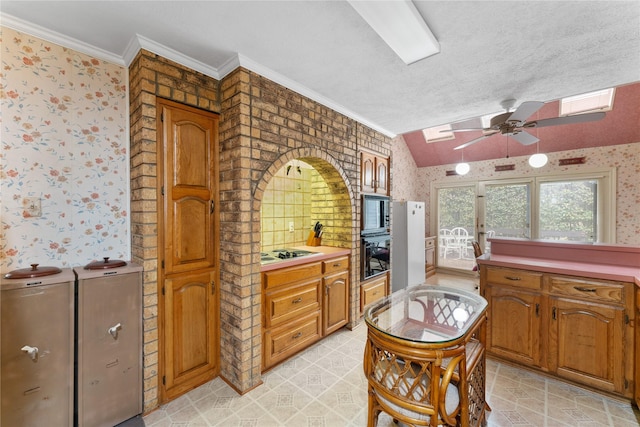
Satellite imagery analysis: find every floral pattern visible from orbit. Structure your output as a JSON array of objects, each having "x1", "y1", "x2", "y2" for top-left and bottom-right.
[{"x1": 1, "y1": 27, "x2": 128, "y2": 271}]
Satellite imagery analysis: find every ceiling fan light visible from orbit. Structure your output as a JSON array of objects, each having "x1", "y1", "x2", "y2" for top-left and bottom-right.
[
  {"x1": 455, "y1": 162, "x2": 470, "y2": 175},
  {"x1": 529, "y1": 153, "x2": 548, "y2": 168}
]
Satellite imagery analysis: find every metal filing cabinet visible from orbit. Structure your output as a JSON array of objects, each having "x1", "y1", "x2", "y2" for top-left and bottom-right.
[
  {"x1": 1, "y1": 265, "x2": 75, "y2": 427},
  {"x1": 74, "y1": 258, "x2": 143, "y2": 427}
]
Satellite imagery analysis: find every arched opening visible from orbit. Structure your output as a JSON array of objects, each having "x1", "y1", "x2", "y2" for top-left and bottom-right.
[{"x1": 260, "y1": 157, "x2": 353, "y2": 251}]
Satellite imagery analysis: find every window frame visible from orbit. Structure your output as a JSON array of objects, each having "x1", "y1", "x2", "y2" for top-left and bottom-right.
[{"x1": 430, "y1": 167, "x2": 617, "y2": 245}]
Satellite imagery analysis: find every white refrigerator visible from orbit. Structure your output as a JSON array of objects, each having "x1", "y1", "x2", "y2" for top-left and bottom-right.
[{"x1": 391, "y1": 201, "x2": 426, "y2": 292}]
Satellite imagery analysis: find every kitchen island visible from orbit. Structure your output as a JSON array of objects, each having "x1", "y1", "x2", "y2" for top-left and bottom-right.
[{"x1": 477, "y1": 238, "x2": 640, "y2": 405}]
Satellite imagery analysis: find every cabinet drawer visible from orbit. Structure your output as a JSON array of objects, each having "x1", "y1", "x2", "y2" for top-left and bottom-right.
[
  {"x1": 361, "y1": 276, "x2": 387, "y2": 310},
  {"x1": 486, "y1": 267, "x2": 542, "y2": 290},
  {"x1": 323, "y1": 256, "x2": 349, "y2": 275},
  {"x1": 264, "y1": 279, "x2": 321, "y2": 328},
  {"x1": 263, "y1": 262, "x2": 322, "y2": 289},
  {"x1": 425, "y1": 237, "x2": 435, "y2": 249},
  {"x1": 263, "y1": 311, "x2": 321, "y2": 369},
  {"x1": 549, "y1": 276, "x2": 625, "y2": 304}
]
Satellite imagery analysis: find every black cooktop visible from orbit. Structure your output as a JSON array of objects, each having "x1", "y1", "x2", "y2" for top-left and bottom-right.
[{"x1": 260, "y1": 248, "x2": 319, "y2": 264}]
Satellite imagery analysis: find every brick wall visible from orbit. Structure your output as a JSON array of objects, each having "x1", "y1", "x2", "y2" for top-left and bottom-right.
[
  {"x1": 130, "y1": 54, "x2": 391, "y2": 412},
  {"x1": 129, "y1": 49, "x2": 221, "y2": 411}
]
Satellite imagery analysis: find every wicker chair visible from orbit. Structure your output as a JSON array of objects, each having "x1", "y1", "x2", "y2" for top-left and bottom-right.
[{"x1": 364, "y1": 326, "x2": 467, "y2": 426}]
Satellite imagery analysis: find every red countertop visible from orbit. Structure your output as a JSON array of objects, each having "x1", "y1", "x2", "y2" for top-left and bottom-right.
[
  {"x1": 260, "y1": 245, "x2": 351, "y2": 272},
  {"x1": 478, "y1": 238, "x2": 640, "y2": 286}
]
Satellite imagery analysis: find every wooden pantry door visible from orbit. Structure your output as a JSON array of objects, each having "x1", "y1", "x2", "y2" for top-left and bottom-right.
[{"x1": 157, "y1": 98, "x2": 220, "y2": 401}]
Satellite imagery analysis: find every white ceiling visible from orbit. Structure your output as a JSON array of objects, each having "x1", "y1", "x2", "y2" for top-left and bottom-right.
[{"x1": 2, "y1": 1, "x2": 639, "y2": 137}]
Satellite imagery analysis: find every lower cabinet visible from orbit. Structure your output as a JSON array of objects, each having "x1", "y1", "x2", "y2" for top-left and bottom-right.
[
  {"x1": 360, "y1": 272, "x2": 388, "y2": 312},
  {"x1": 486, "y1": 285, "x2": 542, "y2": 368},
  {"x1": 481, "y1": 265, "x2": 634, "y2": 399},
  {"x1": 262, "y1": 255, "x2": 349, "y2": 371}
]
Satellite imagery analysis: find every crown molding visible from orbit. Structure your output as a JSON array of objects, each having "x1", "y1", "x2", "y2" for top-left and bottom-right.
[
  {"x1": 125, "y1": 34, "x2": 220, "y2": 80},
  {"x1": 0, "y1": 13, "x2": 125, "y2": 66},
  {"x1": 1, "y1": 13, "x2": 395, "y2": 138}
]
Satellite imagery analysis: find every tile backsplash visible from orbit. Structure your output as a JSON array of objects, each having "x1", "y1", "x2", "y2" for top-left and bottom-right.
[{"x1": 261, "y1": 161, "x2": 321, "y2": 251}]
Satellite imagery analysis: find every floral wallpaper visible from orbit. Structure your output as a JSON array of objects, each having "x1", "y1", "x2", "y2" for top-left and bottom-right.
[
  {"x1": 412, "y1": 142, "x2": 640, "y2": 245},
  {"x1": 0, "y1": 27, "x2": 129, "y2": 271},
  {"x1": 390, "y1": 135, "x2": 420, "y2": 202}
]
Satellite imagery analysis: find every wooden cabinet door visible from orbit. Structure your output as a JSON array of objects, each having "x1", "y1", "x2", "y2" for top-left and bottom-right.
[
  {"x1": 549, "y1": 297, "x2": 625, "y2": 394},
  {"x1": 323, "y1": 271, "x2": 349, "y2": 335},
  {"x1": 160, "y1": 100, "x2": 218, "y2": 274},
  {"x1": 375, "y1": 156, "x2": 389, "y2": 195},
  {"x1": 163, "y1": 270, "x2": 218, "y2": 399},
  {"x1": 486, "y1": 285, "x2": 543, "y2": 367},
  {"x1": 158, "y1": 99, "x2": 219, "y2": 401},
  {"x1": 361, "y1": 152, "x2": 376, "y2": 193}
]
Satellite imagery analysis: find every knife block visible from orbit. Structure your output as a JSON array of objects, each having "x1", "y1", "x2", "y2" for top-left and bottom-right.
[{"x1": 306, "y1": 231, "x2": 322, "y2": 246}]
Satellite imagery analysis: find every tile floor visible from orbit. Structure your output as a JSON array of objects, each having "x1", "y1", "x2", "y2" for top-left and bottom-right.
[{"x1": 142, "y1": 274, "x2": 640, "y2": 427}]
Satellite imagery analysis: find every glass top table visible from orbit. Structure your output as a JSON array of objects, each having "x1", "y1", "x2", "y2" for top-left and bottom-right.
[
  {"x1": 364, "y1": 285, "x2": 488, "y2": 345},
  {"x1": 363, "y1": 285, "x2": 490, "y2": 426}
]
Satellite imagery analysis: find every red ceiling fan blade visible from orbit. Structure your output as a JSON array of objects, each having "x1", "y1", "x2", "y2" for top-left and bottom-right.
[
  {"x1": 507, "y1": 101, "x2": 544, "y2": 124},
  {"x1": 525, "y1": 111, "x2": 605, "y2": 128},
  {"x1": 510, "y1": 130, "x2": 539, "y2": 145}
]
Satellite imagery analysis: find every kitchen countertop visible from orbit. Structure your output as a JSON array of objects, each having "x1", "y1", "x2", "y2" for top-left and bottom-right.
[
  {"x1": 478, "y1": 254, "x2": 640, "y2": 286},
  {"x1": 478, "y1": 238, "x2": 640, "y2": 286},
  {"x1": 260, "y1": 245, "x2": 351, "y2": 272}
]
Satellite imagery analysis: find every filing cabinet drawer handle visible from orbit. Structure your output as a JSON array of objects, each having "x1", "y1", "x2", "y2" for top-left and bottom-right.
[
  {"x1": 108, "y1": 323, "x2": 122, "y2": 339},
  {"x1": 21, "y1": 345, "x2": 39, "y2": 361},
  {"x1": 292, "y1": 298, "x2": 303, "y2": 304},
  {"x1": 504, "y1": 276, "x2": 521, "y2": 281},
  {"x1": 574, "y1": 286, "x2": 597, "y2": 292}
]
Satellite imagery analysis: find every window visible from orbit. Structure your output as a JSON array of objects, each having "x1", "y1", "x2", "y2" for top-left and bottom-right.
[
  {"x1": 422, "y1": 124, "x2": 454, "y2": 142},
  {"x1": 432, "y1": 169, "x2": 616, "y2": 272},
  {"x1": 560, "y1": 88, "x2": 615, "y2": 115}
]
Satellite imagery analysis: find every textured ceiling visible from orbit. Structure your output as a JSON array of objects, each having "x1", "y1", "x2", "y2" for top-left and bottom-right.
[{"x1": 2, "y1": 1, "x2": 639, "y2": 140}]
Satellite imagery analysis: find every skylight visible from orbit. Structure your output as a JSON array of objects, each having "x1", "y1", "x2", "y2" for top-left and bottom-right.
[
  {"x1": 423, "y1": 124, "x2": 454, "y2": 142},
  {"x1": 560, "y1": 88, "x2": 615, "y2": 116}
]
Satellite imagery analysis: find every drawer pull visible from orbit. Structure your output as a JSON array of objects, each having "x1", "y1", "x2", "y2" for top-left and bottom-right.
[
  {"x1": 333, "y1": 263, "x2": 341, "y2": 267},
  {"x1": 574, "y1": 286, "x2": 597, "y2": 293},
  {"x1": 292, "y1": 298, "x2": 303, "y2": 304},
  {"x1": 504, "y1": 276, "x2": 521, "y2": 281},
  {"x1": 292, "y1": 332, "x2": 302, "y2": 339}
]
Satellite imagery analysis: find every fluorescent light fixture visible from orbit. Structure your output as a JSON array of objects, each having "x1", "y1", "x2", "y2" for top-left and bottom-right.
[{"x1": 348, "y1": 0, "x2": 440, "y2": 64}]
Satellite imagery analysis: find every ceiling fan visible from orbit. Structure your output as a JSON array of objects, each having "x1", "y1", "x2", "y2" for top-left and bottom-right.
[{"x1": 449, "y1": 99, "x2": 606, "y2": 150}]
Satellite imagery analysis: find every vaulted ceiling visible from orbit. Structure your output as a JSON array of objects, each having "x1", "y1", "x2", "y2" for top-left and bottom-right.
[{"x1": 2, "y1": 1, "x2": 639, "y2": 164}]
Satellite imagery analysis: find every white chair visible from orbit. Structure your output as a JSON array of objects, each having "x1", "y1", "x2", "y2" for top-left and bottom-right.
[
  {"x1": 450, "y1": 227, "x2": 470, "y2": 259},
  {"x1": 439, "y1": 229, "x2": 459, "y2": 259}
]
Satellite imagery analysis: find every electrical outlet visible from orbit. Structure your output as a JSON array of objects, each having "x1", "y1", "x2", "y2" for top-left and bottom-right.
[
  {"x1": 289, "y1": 221, "x2": 294, "y2": 233},
  {"x1": 23, "y1": 197, "x2": 42, "y2": 218}
]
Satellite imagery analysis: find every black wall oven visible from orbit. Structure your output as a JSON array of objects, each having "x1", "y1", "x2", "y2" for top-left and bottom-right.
[{"x1": 361, "y1": 233, "x2": 391, "y2": 280}]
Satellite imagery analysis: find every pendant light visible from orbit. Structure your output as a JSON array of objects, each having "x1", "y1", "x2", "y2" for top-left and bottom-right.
[
  {"x1": 455, "y1": 148, "x2": 470, "y2": 175},
  {"x1": 528, "y1": 111, "x2": 548, "y2": 168},
  {"x1": 529, "y1": 151, "x2": 548, "y2": 168}
]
